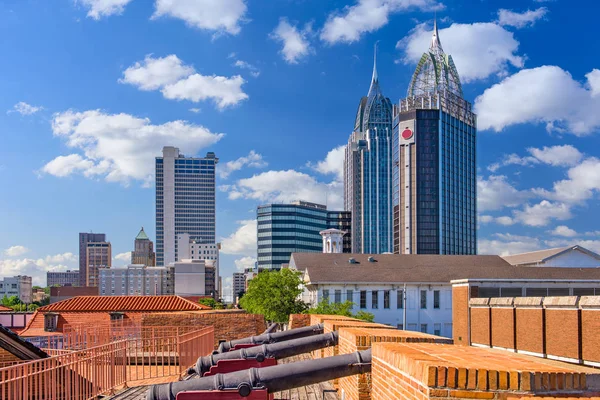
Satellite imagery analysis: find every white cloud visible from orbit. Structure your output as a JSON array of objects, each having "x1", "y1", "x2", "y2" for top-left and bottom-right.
[
  {"x1": 233, "y1": 60, "x2": 260, "y2": 78},
  {"x1": 512, "y1": 200, "x2": 571, "y2": 227},
  {"x1": 219, "y1": 151, "x2": 267, "y2": 179},
  {"x1": 496, "y1": 216, "x2": 515, "y2": 226},
  {"x1": 4, "y1": 246, "x2": 29, "y2": 257},
  {"x1": 479, "y1": 233, "x2": 542, "y2": 256},
  {"x1": 114, "y1": 252, "x2": 131, "y2": 266},
  {"x1": 475, "y1": 66, "x2": 600, "y2": 135},
  {"x1": 152, "y1": 0, "x2": 248, "y2": 35},
  {"x1": 9, "y1": 101, "x2": 43, "y2": 115},
  {"x1": 533, "y1": 157, "x2": 600, "y2": 204},
  {"x1": 479, "y1": 215, "x2": 494, "y2": 224},
  {"x1": 223, "y1": 170, "x2": 343, "y2": 210},
  {"x1": 488, "y1": 145, "x2": 583, "y2": 172},
  {"x1": 477, "y1": 175, "x2": 531, "y2": 212},
  {"x1": 497, "y1": 7, "x2": 548, "y2": 28},
  {"x1": 398, "y1": 22, "x2": 523, "y2": 82},
  {"x1": 270, "y1": 18, "x2": 313, "y2": 64},
  {"x1": 189, "y1": 108, "x2": 201, "y2": 113},
  {"x1": 120, "y1": 55, "x2": 248, "y2": 109},
  {"x1": 0, "y1": 252, "x2": 77, "y2": 286},
  {"x1": 221, "y1": 220, "x2": 257, "y2": 256},
  {"x1": 234, "y1": 256, "x2": 256, "y2": 272},
  {"x1": 321, "y1": 0, "x2": 442, "y2": 44},
  {"x1": 78, "y1": 0, "x2": 133, "y2": 20},
  {"x1": 550, "y1": 225, "x2": 578, "y2": 238},
  {"x1": 308, "y1": 145, "x2": 345, "y2": 181},
  {"x1": 41, "y1": 109, "x2": 223, "y2": 185}
]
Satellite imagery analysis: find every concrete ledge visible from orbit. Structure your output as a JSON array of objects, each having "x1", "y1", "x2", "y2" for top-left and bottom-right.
[
  {"x1": 543, "y1": 296, "x2": 579, "y2": 308},
  {"x1": 489, "y1": 297, "x2": 514, "y2": 307},
  {"x1": 514, "y1": 297, "x2": 544, "y2": 307},
  {"x1": 469, "y1": 298, "x2": 490, "y2": 307},
  {"x1": 579, "y1": 296, "x2": 600, "y2": 309}
]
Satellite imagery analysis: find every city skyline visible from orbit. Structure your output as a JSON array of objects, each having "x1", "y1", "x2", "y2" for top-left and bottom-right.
[{"x1": 1, "y1": 1, "x2": 599, "y2": 300}]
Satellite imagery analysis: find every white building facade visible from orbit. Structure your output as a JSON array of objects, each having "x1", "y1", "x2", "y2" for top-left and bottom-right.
[
  {"x1": 502, "y1": 245, "x2": 600, "y2": 268},
  {"x1": 98, "y1": 265, "x2": 169, "y2": 296},
  {"x1": 0, "y1": 276, "x2": 32, "y2": 303},
  {"x1": 176, "y1": 234, "x2": 220, "y2": 296},
  {"x1": 172, "y1": 259, "x2": 214, "y2": 297}
]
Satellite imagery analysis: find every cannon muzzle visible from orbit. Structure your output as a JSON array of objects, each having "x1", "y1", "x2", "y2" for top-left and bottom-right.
[
  {"x1": 216, "y1": 323, "x2": 323, "y2": 353},
  {"x1": 262, "y1": 323, "x2": 278, "y2": 334}
]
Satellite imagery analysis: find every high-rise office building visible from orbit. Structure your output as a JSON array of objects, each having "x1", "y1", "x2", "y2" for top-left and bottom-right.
[
  {"x1": 156, "y1": 146, "x2": 218, "y2": 266},
  {"x1": 86, "y1": 242, "x2": 111, "y2": 287},
  {"x1": 256, "y1": 200, "x2": 351, "y2": 270},
  {"x1": 131, "y1": 227, "x2": 155, "y2": 266},
  {"x1": 393, "y1": 21, "x2": 477, "y2": 255},
  {"x1": 79, "y1": 232, "x2": 106, "y2": 286},
  {"x1": 344, "y1": 46, "x2": 393, "y2": 254}
]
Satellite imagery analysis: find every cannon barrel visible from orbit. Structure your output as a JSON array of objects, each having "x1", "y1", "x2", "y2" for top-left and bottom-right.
[
  {"x1": 194, "y1": 331, "x2": 338, "y2": 375},
  {"x1": 147, "y1": 349, "x2": 371, "y2": 400},
  {"x1": 216, "y1": 323, "x2": 324, "y2": 353},
  {"x1": 262, "y1": 323, "x2": 278, "y2": 334}
]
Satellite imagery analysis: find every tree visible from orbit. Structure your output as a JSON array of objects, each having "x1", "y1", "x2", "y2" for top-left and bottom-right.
[
  {"x1": 353, "y1": 310, "x2": 375, "y2": 322},
  {"x1": 239, "y1": 269, "x2": 307, "y2": 323},
  {"x1": 306, "y1": 299, "x2": 375, "y2": 322},
  {"x1": 198, "y1": 298, "x2": 225, "y2": 309}
]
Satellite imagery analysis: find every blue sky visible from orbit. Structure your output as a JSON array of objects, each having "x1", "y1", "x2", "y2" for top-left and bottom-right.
[{"x1": 1, "y1": 0, "x2": 599, "y2": 299}]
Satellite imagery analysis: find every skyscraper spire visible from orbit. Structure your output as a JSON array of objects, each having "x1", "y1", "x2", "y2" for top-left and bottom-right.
[
  {"x1": 430, "y1": 15, "x2": 443, "y2": 52},
  {"x1": 368, "y1": 41, "x2": 381, "y2": 97}
]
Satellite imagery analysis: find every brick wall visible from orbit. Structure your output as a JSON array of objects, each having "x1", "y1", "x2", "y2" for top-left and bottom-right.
[
  {"x1": 0, "y1": 348, "x2": 20, "y2": 364},
  {"x1": 371, "y1": 342, "x2": 600, "y2": 400},
  {"x1": 322, "y1": 320, "x2": 391, "y2": 359},
  {"x1": 452, "y1": 285, "x2": 471, "y2": 346},
  {"x1": 469, "y1": 298, "x2": 490, "y2": 346},
  {"x1": 544, "y1": 297, "x2": 580, "y2": 361},
  {"x1": 581, "y1": 297, "x2": 600, "y2": 363},
  {"x1": 141, "y1": 310, "x2": 266, "y2": 348},
  {"x1": 338, "y1": 328, "x2": 452, "y2": 400},
  {"x1": 490, "y1": 297, "x2": 515, "y2": 350},
  {"x1": 308, "y1": 314, "x2": 357, "y2": 326},
  {"x1": 288, "y1": 314, "x2": 310, "y2": 329}
]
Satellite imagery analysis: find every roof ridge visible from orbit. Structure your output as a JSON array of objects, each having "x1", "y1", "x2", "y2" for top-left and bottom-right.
[{"x1": 502, "y1": 246, "x2": 570, "y2": 257}]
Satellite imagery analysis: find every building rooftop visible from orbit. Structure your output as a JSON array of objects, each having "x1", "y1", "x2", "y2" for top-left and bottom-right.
[
  {"x1": 135, "y1": 227, "x2": 150, "y2": 240},
  {"x1": 290, "y1": 253, "x2": 600, "y2": 284},
  {"x1": 0, "y1": 305, "x2": 13, "y2": 312},
  {"x1": 502, "y1": 245, "x2": 600, "y2": 266},
  {"x1": 38, "y1": 295, "x2": 210, "y2": 313},
  {"x1": 0, "y1": 325, "x2": 48, "y2": 360}
]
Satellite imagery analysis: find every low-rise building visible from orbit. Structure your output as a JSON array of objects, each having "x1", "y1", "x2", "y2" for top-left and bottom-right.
[
  {"x1": 176, "y1": 234, "x2": 220, "y2": 297},
  {"x1": 290, "y1": 253, "x2": 600, "y2": 337},
  {"x1": 171, "y1": 259, "x2": 216, "y2": 298},
  {"x1": 502, "y1": 244, "x2": 600, "y2": 268},
  {"x1": 0, "y1": 276, "x2": 32, "y2": 304},
  {"x1": 98, "y1": 265, "x2": 169, "y2": 296},
  {"x1": 47, "y1": 270, "x2": 79, "y2": 287}
]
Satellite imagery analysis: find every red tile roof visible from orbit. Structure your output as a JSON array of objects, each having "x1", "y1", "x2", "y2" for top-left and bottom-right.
[
  {"x1": 38, "y1": 295, "x2": 210, "y2": 313},
  {"x1": 0, "y1": 305, "x2": 13, "y2": 312}
]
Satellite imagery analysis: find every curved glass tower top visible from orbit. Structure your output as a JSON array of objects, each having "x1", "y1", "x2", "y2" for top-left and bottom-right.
[{"x1": 407, "y1": 20, "x2": 463, "y2": 98}]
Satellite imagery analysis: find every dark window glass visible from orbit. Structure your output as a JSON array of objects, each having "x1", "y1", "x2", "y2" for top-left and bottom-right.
[
  {"x1": 548, "y1": 288, "x2": 569, "y2": 296},
  {"x1": 573, "y1": 288, "x2": 595, "y2": 296},
  {"x1": 500, "y1": 287, "x2": 522, "y2": 297},
  {"x1": 420, "y1": 290, "x2": 427, "y2": 309},
  {"x1": 346, "y1": 289, "x2": 354, "y2": 303},
  {"x1": 372, "y1": 290, "x2": 379, "y2": 309},
  {"x1": 433, "y1": 290, "x2": 440, "y2": 309},
  {"x1": 360, "y1": 291, "x2": 367, "y2": 309},
  {"x1": 478, "y1": 287, "x2": 500, "y2": 298},
  {"x1": 323, "y1": 289, "x2": 329, "y2": 303},
  {"x1": 397, "y1": 290, "x2": 404, "y2": 309},
  {"x1": 383, "y1": 291, "x2": 390, "y2": 309},
  {"x1": 334, "y1": 290, "x2": 342, "y2": 304}
]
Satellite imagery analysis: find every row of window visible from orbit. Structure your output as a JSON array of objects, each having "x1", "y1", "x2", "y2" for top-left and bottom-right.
[{"x1": 322, "y1": 289, "x2": 442, "y2": 310}]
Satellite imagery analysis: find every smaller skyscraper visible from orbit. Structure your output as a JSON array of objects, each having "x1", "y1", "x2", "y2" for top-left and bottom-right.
[
  {"x1": 47, "y1": 270, "x2": 79, "y2": 287},
  {"x1": 86, "y1": 241, "x2": 111, "y2": 287},
  {"x1": 79, "y1": 232, "x2": 106, "y2": 286},
  {"x1": 131, "y1": 227, "x2": 155, "y2": 266},
  {"x1": 233, "y1": 272, "x2": 246, "y2": 301}
]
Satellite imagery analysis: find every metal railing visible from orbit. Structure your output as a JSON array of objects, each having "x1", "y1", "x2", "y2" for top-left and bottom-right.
[{"x1": 0, "y1": 326, "x2": 214, "y2": 399}]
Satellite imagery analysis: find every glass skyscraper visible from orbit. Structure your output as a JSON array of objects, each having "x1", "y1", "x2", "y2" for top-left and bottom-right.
[
  {"x1": 155, "y1": 146, "x2": 218, "y2": 266},
  {"x1": 257, "y1": 201, "x2": 351, "y2": 270},
  {"x1": 393, "y1": 21, "x2": 477, "y2": 255},
  {"x1": 344, "y1": 47, "x2": 393, "y2": 254}
]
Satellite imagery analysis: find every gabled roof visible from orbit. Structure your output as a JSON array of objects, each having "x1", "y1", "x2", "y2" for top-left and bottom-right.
[
  {"x1": 502, "y1": 245, "x2": 600, "y2": 266},
  {"x1": 0, "y1": 305, "x2": 13, "y2": 312},
  {"x1": 0, "y1": 325, "x2": 48, "y2": 360},
  {"x1": 136, "y1": 227, "x2": 150, "y2": 240},
  {"x1": 38, "y1": 295, "x2": 210, "y2": 313}
]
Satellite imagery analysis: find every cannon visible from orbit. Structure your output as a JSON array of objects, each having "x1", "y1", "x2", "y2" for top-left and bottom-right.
[
  {"x1": 147, "y1": 349, "x2": 371, "y2": 400},
  {"x1": 215, "y1": 324, "x2": 323, "y2": 353},
  {"x1": 261, "y1": 323, "x2": 278, "y2": 334},
  {"x1": 193, "y1": 331, "x2": 338, "y2": 376}
]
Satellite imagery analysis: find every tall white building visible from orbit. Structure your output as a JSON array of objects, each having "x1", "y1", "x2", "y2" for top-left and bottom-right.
[
  {"x1": 0, "y1": 276, "x2": 32, "y2": 303},
  {"x1": 155, "y1": 146, "x2": 218, "y2": 267},
  {"x1": 98, "y1": 265, "x2": 169, "y2": 296},
  {"x1": 176, "y1": 234, "x2": 220, "y2": 296}
]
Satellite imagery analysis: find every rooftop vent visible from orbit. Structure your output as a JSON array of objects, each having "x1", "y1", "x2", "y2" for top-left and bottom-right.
[
  {"x1": 367, "y1": 256, "x2": 375, "y2": 262},
  {"x1": 348, "y1": 258, "x2": 357, "y2": 264}
]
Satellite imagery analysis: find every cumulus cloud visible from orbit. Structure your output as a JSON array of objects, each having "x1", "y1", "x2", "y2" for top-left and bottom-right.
[
  {"x1": 479, "y1": 233, "x2": 542, "y2": 256},
  {"x1": 475, "y1": 66, "x2": 600, "y2": 135},
  {"x1": 78, "y1": 0, "x2": 133, "y2": 19},
  {"x1": 321, "y1": 0, "x2": 442, "y2": 44},
  {"x1": 219, "y1": 151, "x2": 267, "y2": 179},
  {"x1": 533, "y1": 157, "x2": 600, "y2": 204},
  {"x1": 308, "y1": 145, "x2": 345, "y2": 181},
  {"x1": 152, "y1": 0, "x2": 248, "y2": 35},
  {"x1": 114, "y1": 252, "x2": 131, "y2": 266},
  {"x1": 550, "y1": 225, "x2": 578, "y2": 238},
  {"x1": 398, "y1": 22, "x2": 523, "y2": 82},
  {"x1": 9, "y1": 101, "x2": 43, "y2": 115},
  {"x1": 0, "y1": 252, "x2": 77, "y2": 286},
  {"x1": 270, "y1": 18, "x2": 313, "y2": 64},
  {"x1": 233, "y1": 60, "x2": 260, "y2": 78},
  {"x1": 488, "y1": 145, "x2": 583, "y2": 172},
  {"x1": 497, "y1": 7, "x2": 548, "y2": 28},
  {"x1": 477, "y1": 175, "x2": 531, "y2": 212},
  {"x1": 121, "y1": 55, "x2": 248, "y2": 109},
  {"x1": 4, "y1": 246, "x2": 29, "y2": 257},
  {"x1": 221, "y1": 220, "x2": 257, "y2": 256},
  {"x1": 222, "y1": 170, "x2": 343, "y2": 210},
  {"x1": 40, "y1": 109, "x2": 223, "y2": 185},
  {"x1": 234, "y1": 256, "x2": 256, "y2": 272},
  {"x1": 512, "y1": 200, "x2": 571, "y2": 227}
]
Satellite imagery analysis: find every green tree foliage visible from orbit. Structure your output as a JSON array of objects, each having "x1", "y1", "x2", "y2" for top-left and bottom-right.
[
  {"x1": 353, "y1": 310, "x2": 375, "y2": 322},
  {"x1": 239, "y1": 269, "x2": 307, "y2": 323},
  {"x1": 306, "y1": 299, "x2": 375, "y2": 322},
  {"x1": 198, "y1": 297, "x2": 225, "y2": 309}
]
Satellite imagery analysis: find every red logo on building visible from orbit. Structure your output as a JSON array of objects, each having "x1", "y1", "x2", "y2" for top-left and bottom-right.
[{"x1": 401, "y1": 128, "x2": 413, "y2": 140}]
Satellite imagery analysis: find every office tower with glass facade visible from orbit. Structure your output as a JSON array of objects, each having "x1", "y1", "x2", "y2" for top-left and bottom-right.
[
  {"x1": 131, "y1": 227, "x2": 156, "y2": 266},
  {"x1": 257, "y1": 200, "x2": 351, "y2": 270},
  {"x1": 344, "y1": 46, "x2": 393, "y2": 254},
  {"x1": 156, "y1": 146, "x2": 218, "y2": 266},
  {"x1": 393, "y1": 21, "x2": 477, "y2": 255},
  {"x1": 79, "y1": 232, "x2": 106, "y2": 286}
]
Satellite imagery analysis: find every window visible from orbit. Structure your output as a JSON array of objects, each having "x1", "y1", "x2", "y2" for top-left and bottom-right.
[
  {"x1": 372, "y1": 290, "x2": 379, "y2": 309},
  {"x1": 548, "y1": 288, "x2": 569, "y2": 296},
  {"x1": 44, "y1": 314, "x2": 58, "y2": 332},
  {"x1": 346, "y1": 289, "x2": 354, "y2": 303},
  {"x1": 500, "y1": 287, "x2": 522, "y2": 297},
  {"x1": 420, "y1": 324, "x2": 428, "y2": 333},
  {"x1": 360, "y1": 291, "x2": 367, "y2": 309},
  {"x1": 573, "y1": 288, "x2": 595, "y2": 296},
  {"x1": 323, "y1": 289, "x2": 329, "y2": 303},
  {"x1": 334, "y1": 290, "x2": 342, "y2": 304},
  {"x1": 408, "y1": 323, "x2": 417, "y2": 331},
  {"x1": 434, "y1": 323, "x2": 441, "y2": 336},
  {"x1": 478, "y1": 287, "x2": 500, "y2": 298},
  {"x1": 420, "y1": 290, "x2": 427, "y2": 309},
  {"x1": 383, "y1": 290, "x2": 390, "y2": 309},
  {"x1": 433, "y1": 290, "x2": 440, "y2": 309},
  {"x1": 397, "y1": 290, "x2": 404, "y2": 309}
]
